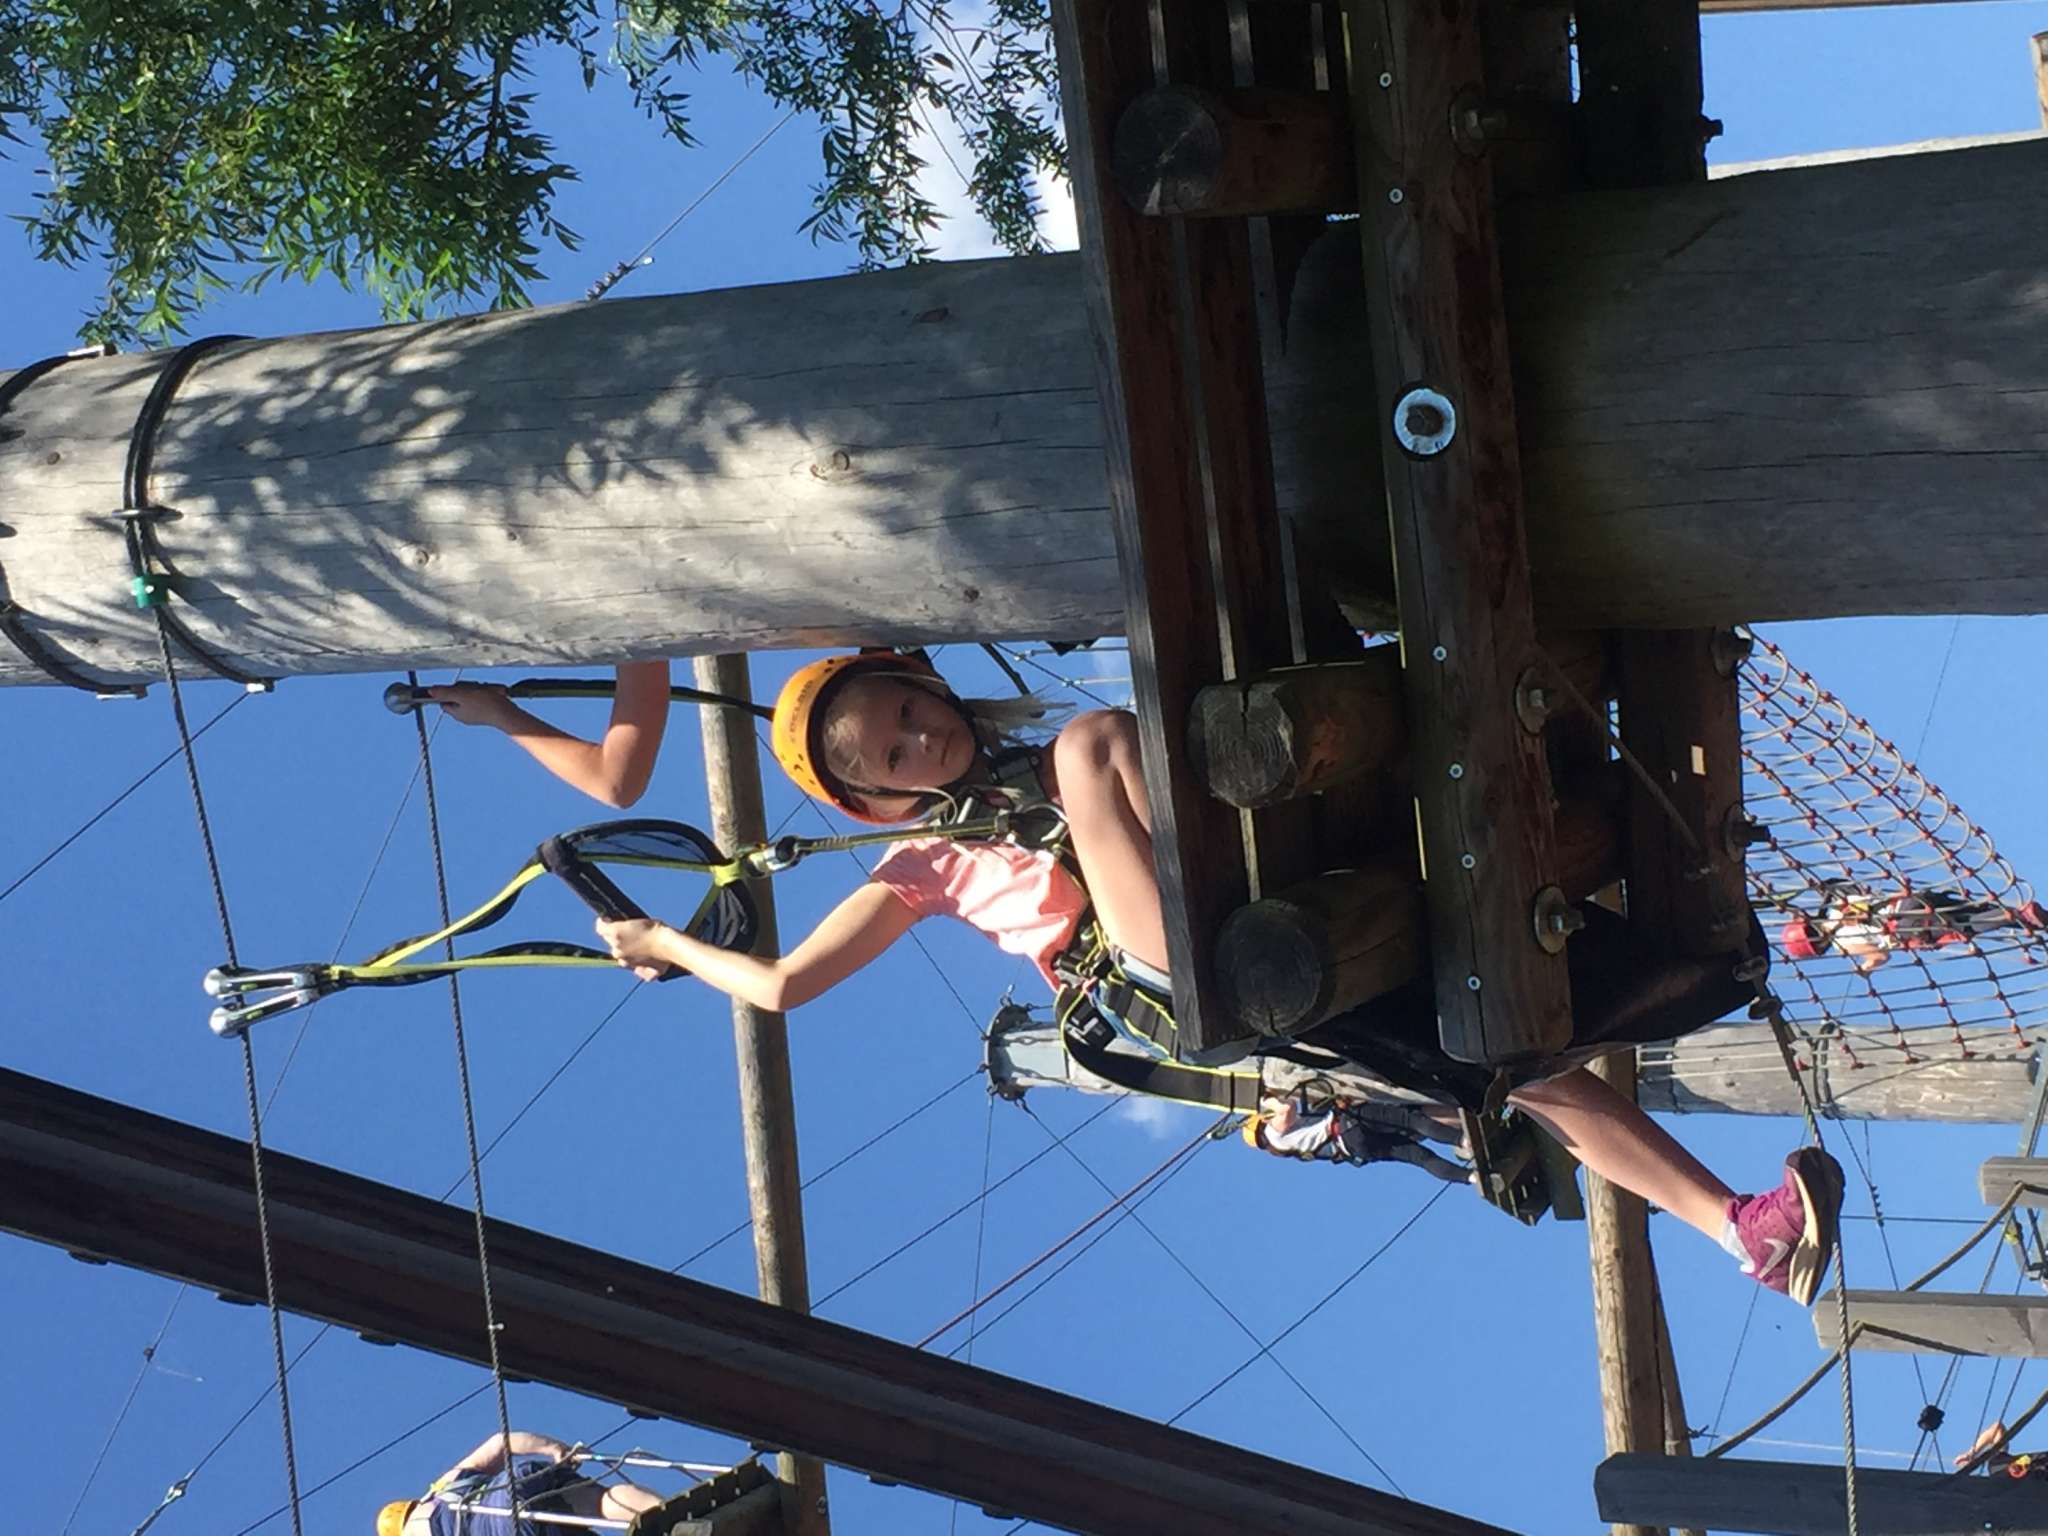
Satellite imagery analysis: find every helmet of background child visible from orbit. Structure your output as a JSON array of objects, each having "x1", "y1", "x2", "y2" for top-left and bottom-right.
[
  {"x1": 770, "y1": 649, "x2": 946, "y2": 824},
  {"x1": 1779, "y1": 917, "x2": 1823, "y2": 960},
  {"x1": 376, "y1": 1501, "x2": 413, "y2": 1536}
]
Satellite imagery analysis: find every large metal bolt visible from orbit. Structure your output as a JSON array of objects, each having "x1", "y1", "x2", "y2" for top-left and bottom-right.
[{"x1": 1531, "y1": 885, "x2": 1584, "y2": 954}]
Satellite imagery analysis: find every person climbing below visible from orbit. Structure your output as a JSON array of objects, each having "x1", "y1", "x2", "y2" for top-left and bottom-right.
[
  {"x1": 376, "y1": 1430, "x2": 662, "y2": 1535},
  {"x1": 1245, "y1": 1086, "x2": 1470, "y2": 1184},
  {"x1": 532, "y1": 649, "x2": 1839, "y2": 1304},
  {"x1": 1780, "y1": 877, "x2": 2048, "y2": 974},
  {"x1": 428, "y1": 660, "x2": 673, "y2": 808}
]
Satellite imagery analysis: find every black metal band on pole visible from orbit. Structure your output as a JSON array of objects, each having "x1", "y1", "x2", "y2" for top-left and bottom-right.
[
  {"x1": 0, "y1": 353, "x2": 147, "y2": 696},
  {"x1": 119, "y1": 336, "x2": 274, "y2": 691}
]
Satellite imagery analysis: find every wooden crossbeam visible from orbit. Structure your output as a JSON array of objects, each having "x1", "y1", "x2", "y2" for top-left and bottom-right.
[
  {"x1": 1339, "y1": 0, "x2": 1571, "y2": 1065},
  {"x1": 1814, "y1": 1291, "x2": 2048, "y2": 1356},
  {"x1": 0, "y1": 1067, "x2": 1513, "y2": 1536},
  {"x1": 1980, "y1": 1157, "x2": 2048, "y2": 1207},
  {"x1": 1594, "y1": 1453, "x2": 2048, "y2": 1536}
]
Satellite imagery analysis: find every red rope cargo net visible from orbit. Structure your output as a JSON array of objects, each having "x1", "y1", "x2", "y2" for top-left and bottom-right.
[{"x1": 1640, "y1": 637, "x2": 2044, "y2": 1106}]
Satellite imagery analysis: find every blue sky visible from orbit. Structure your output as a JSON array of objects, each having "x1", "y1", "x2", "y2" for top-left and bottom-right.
[{"x1": 7, "y1": 5, "x2": 2048, "y2": 1533}]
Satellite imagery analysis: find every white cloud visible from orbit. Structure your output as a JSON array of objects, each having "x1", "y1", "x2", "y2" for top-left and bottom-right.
[
  {"x1": 908, "y1": 54, "x2": 1076, "y2": 259},
  {"x1": 1120, "y1": 1092, "x2": 1214, "y2": 1142}
]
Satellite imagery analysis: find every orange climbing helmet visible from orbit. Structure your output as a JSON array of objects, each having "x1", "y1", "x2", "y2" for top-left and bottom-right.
[
  {"x1": 771, "y1": 649, "x2": 948, "y2": 823},
  {"x1": 376, "y1": 1500, "x2": 414, "y2": 1536}
]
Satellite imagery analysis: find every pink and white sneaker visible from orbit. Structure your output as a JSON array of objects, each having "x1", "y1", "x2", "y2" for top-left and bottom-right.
[{"x1": 1727, "y1": 1147, "x2": 1844, "y2": 1306}]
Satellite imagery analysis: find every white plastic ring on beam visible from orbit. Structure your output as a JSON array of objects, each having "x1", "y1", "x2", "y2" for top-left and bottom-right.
[{"x1": 1393, "y1": 385, "x2": 1457, "y2": 457}]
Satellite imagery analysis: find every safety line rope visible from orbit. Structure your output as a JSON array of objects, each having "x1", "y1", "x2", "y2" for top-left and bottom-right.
[
  {"x1": 148, "y1": 605, "x2": 304, "y2": 1535},
  {"x1": 406, "y1": 667, "x2": 521, "y2": 1528}
]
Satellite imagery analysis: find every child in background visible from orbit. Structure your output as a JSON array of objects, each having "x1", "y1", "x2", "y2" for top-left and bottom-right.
[{"x1": 1781, "y1": 878, "x2": 2047, "y2": 973}]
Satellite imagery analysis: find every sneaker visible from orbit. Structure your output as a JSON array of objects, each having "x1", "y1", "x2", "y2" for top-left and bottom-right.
[
  {"x1": 2017, "y1": 900, "x2": 2048, "y2": 932},
  {"x1": 1728, "y1": 1147, "x2": 1844, "y2": 1306}
]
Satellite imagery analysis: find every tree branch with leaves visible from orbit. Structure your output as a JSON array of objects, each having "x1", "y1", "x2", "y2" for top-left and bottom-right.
[{"x1": 0, "y1": 0, "x2": 1064, "y2": 345}]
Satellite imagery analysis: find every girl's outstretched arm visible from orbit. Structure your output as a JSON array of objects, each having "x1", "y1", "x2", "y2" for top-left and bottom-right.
[
  {"x1": 598, "y1": 880, "x2": 920, "y2": 1012},
  {"x1": 430, "y1": 660, "x2": 671, "y2": 807},
  {"x1": 439, "y1": 1430, "x2": 571, "y2": 1482}
]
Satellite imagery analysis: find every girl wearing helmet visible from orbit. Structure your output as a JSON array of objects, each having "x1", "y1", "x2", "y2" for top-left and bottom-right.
[
  {"x1": 597, "y1": 648, "x2": 1164, "y2": 1008},
  {"x1": 589, "y1": 650, "x2": 1846, "y2": 1307}
]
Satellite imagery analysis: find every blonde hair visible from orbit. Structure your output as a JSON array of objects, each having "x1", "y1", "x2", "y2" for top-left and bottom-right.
[{"x1": 820, "y1": 673, "x2": 1066, "y2": 816}]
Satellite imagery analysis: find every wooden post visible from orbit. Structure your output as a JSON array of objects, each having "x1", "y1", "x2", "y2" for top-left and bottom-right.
[
  {"x1": 1814, "y1": 1291, "x2": 2048, "y2": 1355},
  {"x1": 1189, "y1": 651, "x2": 1406, "y2": 808},
  {"x1": 1595, "y1": 1452, "x2": 2048, "y2": 1536},
  {"x1": 1638, "y1": 1024, "x2": 2042, "y2": 1123},
  {"x1": 693, "y1": 653, "x2": 830, "y2": 1536},
  {"x1": 1585, "y1": 1052, "x2": 1666, "y2": 1536},
  {"x1": 1214, "y1": 861, "x2": 1426, "y2": 1037},
  {"x1": 1189, "y1": 636, "x2": 1614, "y2": 810},
  {"x1": 2034, "y1": 32, "x2": 2048, "y2": 129},
  {"x1": 0, "y1": 1067, "x2": 1518, "y2": 1536},
  {"x1": 1650, "y1": 1277, "x2": 1708, "y2": 1536},
  {"x1": 1339, "y1": 0, "x2": 1572, "y2": 1065},
  {"x1": 1212, "y1": 785, "x2": 1624, "y2": 1039}
]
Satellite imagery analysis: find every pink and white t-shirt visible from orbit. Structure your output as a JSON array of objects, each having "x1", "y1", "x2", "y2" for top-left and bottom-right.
[{"x1": 869, "y1": 837, "x2": 1089, "y2": 989}]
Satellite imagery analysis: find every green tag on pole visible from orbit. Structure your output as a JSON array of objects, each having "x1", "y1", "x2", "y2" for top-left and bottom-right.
[{"x1": 131, "y1": 574, "x2": 165, "y2": 609}]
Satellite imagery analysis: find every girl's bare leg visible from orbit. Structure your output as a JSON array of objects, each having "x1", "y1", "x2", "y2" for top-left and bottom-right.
[
  {"x1": 1052, "y1": 710, "x2": 1170, "y2": 972},
  {"x1": 1509, "y1": 1066, "x2": 1735, "y2": 1239}
]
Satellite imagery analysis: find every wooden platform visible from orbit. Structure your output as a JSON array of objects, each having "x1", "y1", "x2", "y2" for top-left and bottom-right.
[{"x1": 1052, "y1": 0, "x2": 1754, "y2": 1068}]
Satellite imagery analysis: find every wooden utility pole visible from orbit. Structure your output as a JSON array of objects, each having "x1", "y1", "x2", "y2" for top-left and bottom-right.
[
  {"x1": 7, "y1": 137, "x2": 2048, "y2": 690},
  {"x1": 1585, "y1": 1054, "x2": 1668, "y2": 1536},
  {"x1": 692, "y1": 652, "x2": 829, "y2": 1536},
  {"x1": 1637, "y1": 1024, "x2": 2041, "y2": 1122},
  {"x1": 0, "y1": 1066, "x2": 1512, "y2": 1536},
  {"x1": 2034, "y1": 32, "x2": 2048, "y2": 127}
]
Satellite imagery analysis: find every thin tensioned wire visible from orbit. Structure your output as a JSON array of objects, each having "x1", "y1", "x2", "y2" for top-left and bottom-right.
[
  {"x1": 406, "y1": 668, "x2": 519, "y2": 1528},
  {"x1": 60, "y1": 1289, "x2": 187, "y2": 1536},
  {"x1": 1168, "y1": 1182, "x2": 1450, "y2": 1430},
  {"x1": 0, "y1": 691, "x2": 247, "y2": 906},
  {"x1": 948, "y1": 1090, "x2": 1001, "y2": 1536},
  {"x1": 811, "y1": 1095, "x2": 1125, "y2": 1309},
  {"x1": 149, "y1": 616, "x2": 305, "y2": 1536},
  {"x1": 1013, "y1": 1098, "x2": 1406, "y2": 1490},
  {"x1": 931, "y1": 1119, "x2": 1209, "y2": 1355},
  {"x1": 914, "y1": 1116, "x2": 1214, "y2": 1351},
  {"x1": 989, "y1": 1181, "x2": 1449, "y2": 1536}
]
